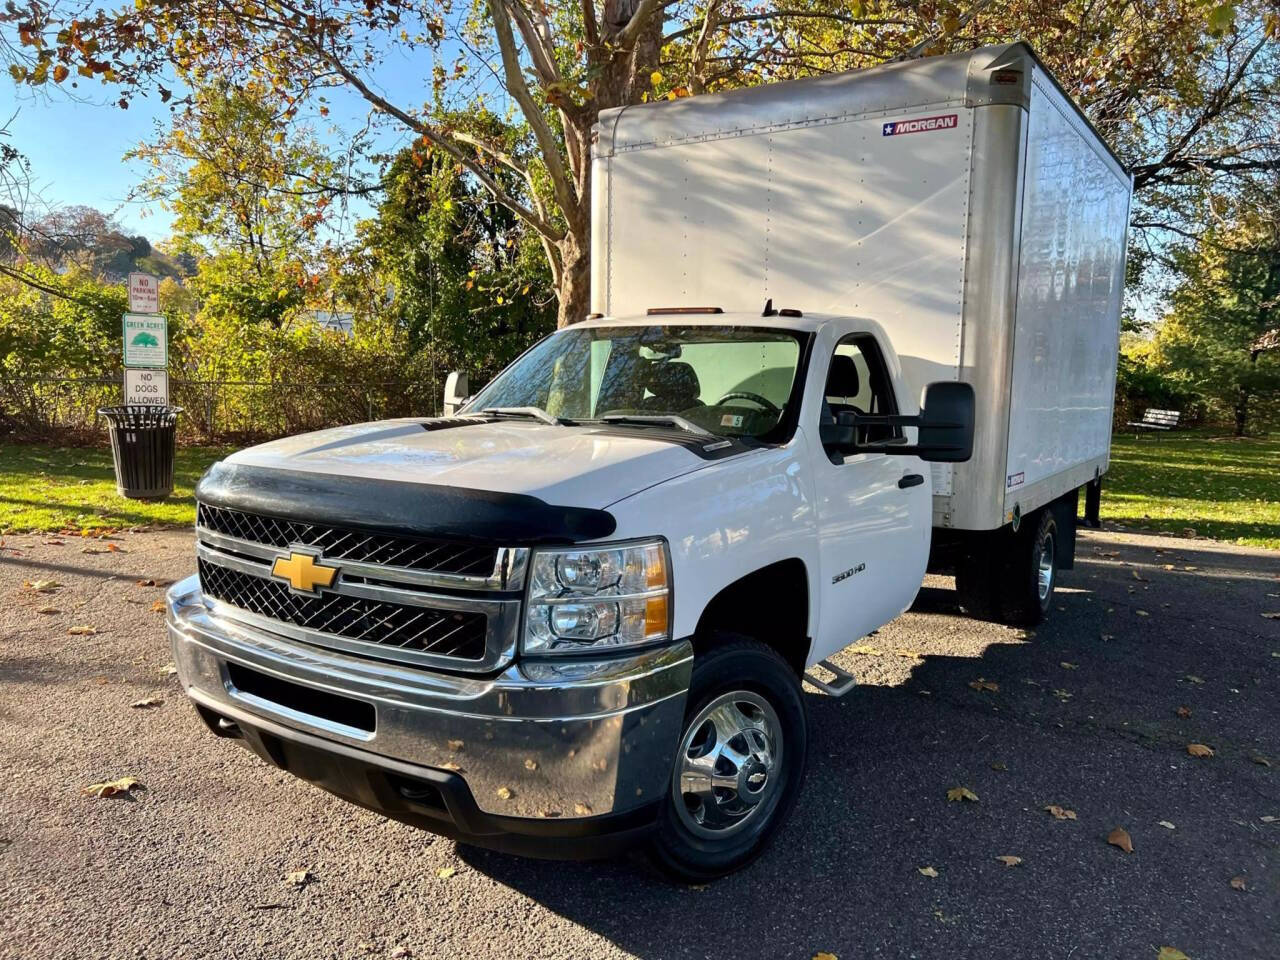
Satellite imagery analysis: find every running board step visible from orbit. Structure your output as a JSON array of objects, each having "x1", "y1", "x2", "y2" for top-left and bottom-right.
[{"x1": 804, "y1": 659, "x2": 858, "y2": 697}]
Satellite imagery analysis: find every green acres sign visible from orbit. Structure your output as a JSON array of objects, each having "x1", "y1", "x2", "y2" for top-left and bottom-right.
[{"x1": 122, "y1": 313, "x2": 167, "y2": 368}]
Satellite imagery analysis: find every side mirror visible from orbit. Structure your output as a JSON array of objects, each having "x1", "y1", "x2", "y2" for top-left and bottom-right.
[
  {"x1": 915, "y1": 381, "x2": 975, "y2": 463},
  {"x1": 443, "y1": 370, "x2": 469, "y2": 416},
  {"x1": 835, "y1": 381, "x2": 975, "y2": 463}
]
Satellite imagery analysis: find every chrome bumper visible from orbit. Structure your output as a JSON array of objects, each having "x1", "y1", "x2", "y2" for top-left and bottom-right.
[{"x1": 167, "y1": 575, "x2": 692, "y2": 821}]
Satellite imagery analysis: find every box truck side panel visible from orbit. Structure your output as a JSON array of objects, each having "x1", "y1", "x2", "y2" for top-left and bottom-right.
[
  {"x1": 597, "y1": 108, "x2": 974, "y2": 419},
  {"x1": 1002, "y1": 71, "x2": 1130, "y2": 516}
]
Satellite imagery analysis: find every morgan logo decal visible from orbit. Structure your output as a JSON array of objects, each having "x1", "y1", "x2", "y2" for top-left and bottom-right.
[
  {"x1": 882, "y1": 113, "x2": 958, "y2": 137},
  {"x1": 272, "y1": 550, "x2": 339, "y2": 594}
]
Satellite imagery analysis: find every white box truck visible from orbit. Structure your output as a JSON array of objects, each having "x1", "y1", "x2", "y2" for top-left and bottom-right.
[{"x1": 168, "y1": 43, "x2": 1130, "y2": 880}]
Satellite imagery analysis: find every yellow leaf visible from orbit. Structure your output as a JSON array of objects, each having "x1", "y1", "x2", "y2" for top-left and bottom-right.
[
  {"x1": 573, "y1": 802, "x2": 593, "y2": 816},
  {"x1": 1044, "y1": 804, "x2": 1077, "y2": 820},
  {"x1": 995, "y1": 855, "x2": 1022, "y2": 867},
  {"x1": 130, "y1": 697, "x2": 163, "y2": 709},
  {"x1": 813, "y1": 954, "x2": 838, "y2": 960},
  {"x1": 447, "y1": 739, "x2": 464, "y2": 751},
  {"x1": 437, "y1": 866, "x2": 456, "y2": 879},
  {"x1": 151, "y1": 600, "x2": 165, "y2": 613},
  {"x1": 285, "y1": 867, "x2": 312, "y2": 887},
  {"x1": 849, "y1": 644, "x2": 881, "y2": 656},
  {"x1": 1186, "y1": 743, "x2": 1214, "y2": 758},
  {"x1": 1157, "y1": 949, "x2": 1190, "y2": 960},
  {"x1": 36, "y1": 605, "x2": 59, "y2": 614},
  {"x1": 650, "y1": 70, "x2": 663, "y2": 86},
  {"x1": 946, "y1": 786, "x2": 978, "y2": 802},
  {"x1": 25, "y1": 579, "x2": 60, "y2": 592},
  {"x1": 68, "y1": 625, "x2": 97, "y2": 636},
  {"x1": 917, "y1": 866, "x2": 938, "y2": 878},
  {"x1": 496, "y1": 786, "x2": 513, "y2": 800},
  {"x1": 1107, "y1": 826, "x2": 1134, "y2": 853},
  {"x1": 82, "y1": 776, "x2": 142, "y2": 798}
]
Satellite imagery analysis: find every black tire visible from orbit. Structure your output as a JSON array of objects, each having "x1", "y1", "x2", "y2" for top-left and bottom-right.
[
  {"x1": 646, "y1": 636, "x2": 807, "y2": 882},
  {"x1": 997, "y1": 509, "x2": 1057, "y2": 626}
]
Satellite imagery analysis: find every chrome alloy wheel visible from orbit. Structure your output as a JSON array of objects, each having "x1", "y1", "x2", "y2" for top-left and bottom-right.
[
  {"x1": 673, "y1": 690, "x2": 784, "y2": 840},
  {"x1": 1037, "y1": 532, "x2": 1056, "y2": 602}
]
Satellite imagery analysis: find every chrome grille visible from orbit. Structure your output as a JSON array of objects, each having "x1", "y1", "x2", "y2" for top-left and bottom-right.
[
  {"x1": 196, "y1": 503, "x2": 498, "y2": 577},
  {"x1": 197, "y1": 558, "x2": 489, "y2": 661}
]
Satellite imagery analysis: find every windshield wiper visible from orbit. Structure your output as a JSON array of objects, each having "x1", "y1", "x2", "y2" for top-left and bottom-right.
[
  {"x1": 598, "y1": 413, "x2": 711, "y2": 436},
  {"x1": 480, "y1": 406, "x2": 576, "y2": 426}
]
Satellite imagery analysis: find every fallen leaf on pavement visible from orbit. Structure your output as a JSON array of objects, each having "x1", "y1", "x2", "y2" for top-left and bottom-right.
[
  {"x1": 812, "y1": 954, "x2": 838, "y2": 960},
  {"x1": 1053, "y1": 688, "x2": 1072, "y2": 700},
  {"x1": 1157, "y1": 949, "x2": 1189, "y2": 960},
  {"x1": 81, "y1": 546, "x2": 108, "y2": 554},
  {"x1": 990, "y1": 761, "x2": 1008, "y2": 772},
  {"x1": 24, "y1": 579, "x2": 60, "y2": 593},
  {"x1": 968, "y1": 679, "x2": 999, "y2": 692},
  {"x1": 946, "y1": 786, "x2": 979, "y2": 802},
  {"x1": 1184, "y1": 675, "x2": 1205, "y2": 684},
  {"x1": 895, "y1": 649, "x2": 919, "y2": 659},
  {"x1": 436, "y1": 867, "x2": 456, "y2": 879},
  {"x1": 495, "y1": 786, "x2": 513, "y2": 800},
  {"x1": 390, "y1": 948, "x2": 411, "y2": 959},
  {"x1": 1176, "y1": 706, "x2": 1192, "y2": 719},
  {"x1": 159, "y1": 664, "x2": 178, "y2": 676},
  {"x1": 1060, "y1": 662, "x2": 1078, "y2": 670},
  {"x1": 1186, "y1": 743, "x2": 1214, "y2": 758},
  {"x1": 573, "y1": 802, "x2": 593, "y2": 816},
  {"x1": 285, "y1": 868, "x2": 312, "y2": 887},
  {"x1": 1262, "y1": 613, "x2": 1280, "y2": 620},
  {"x1": 1230, "y1": 876, "x2": 1247, "y2": 891},
  {"x1": 1260, "y1": 816, "x2": 1278, "y2": 824},
  {"x1": 82, "y1": 776, "x2": 143, "y2": 798},
  {"x1": 849, "y1": 644, "x2": 882, "y2": 656},
  {"x1": 1132, "y1": 570, "x2": 1148, "y2": 582},
  {"x1": 1135, "y1": 610, "x2": 1150, "y2": 617},
  {"x1": 136, "y1": 579, "x2": 157, "y2": 587},
  {"x1": 1157, "y1": 820, "x2": 1176, "y2": 830},
  {"x1": 1107, "y1": 826, "x2": 1134, "y2": 853},
  {"x1": 131, "y1": 697, "x2": 163, "y2": 709},
  {"x1": 150, "y1": 600, "x2": 165, "y2": 613},
  {"x1": 447, "y1": 739, "x2": 464, "y2": 751},
  {"x1": 1250, "y1": 755, "x2": 1271, "y2": 767},
  {"x1": 36, "y1": 605, "x2": 59, "y2": 615},
  {"x1": 1044, "y1": 805, "x2": 1077, "y2": 820},
  {"x1": 68, "y1": 625, "x2": 97, "y2": 636},
  {"x1": 995, "y1": 855, "x2": 1022, "y2": 867},
  {"x1": 917, "y1": 866, "x2": 938, "y2": 878}
]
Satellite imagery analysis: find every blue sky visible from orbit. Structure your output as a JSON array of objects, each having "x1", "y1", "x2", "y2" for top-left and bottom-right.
[{"x1": 3, "y1": 39, "x2": 451, "y2": 241}]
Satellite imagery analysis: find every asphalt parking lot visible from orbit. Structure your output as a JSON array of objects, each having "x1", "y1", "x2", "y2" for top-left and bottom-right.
[{"x1": 1, "y1": 525, "x2": 1277, "y2": 960}]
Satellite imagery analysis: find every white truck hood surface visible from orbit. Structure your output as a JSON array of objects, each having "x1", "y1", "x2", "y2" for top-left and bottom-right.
[{"x1": 224, "y1": 418, "x2": 716, "y2": 510}]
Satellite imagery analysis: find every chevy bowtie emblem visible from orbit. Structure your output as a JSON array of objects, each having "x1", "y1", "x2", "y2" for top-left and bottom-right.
[{"x1": 271, "y1": 551, "x2": 338, "y2": 594}]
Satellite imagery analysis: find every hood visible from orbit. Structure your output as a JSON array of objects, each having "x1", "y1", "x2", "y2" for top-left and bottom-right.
[{"x1": 224, "y1": 418, "x2": 718, "y2": 509}]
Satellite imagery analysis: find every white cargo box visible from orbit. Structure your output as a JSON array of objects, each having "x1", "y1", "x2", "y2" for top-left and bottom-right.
[{"x1": 591, "y1": 42, "x2": 1132, "y2": 531}]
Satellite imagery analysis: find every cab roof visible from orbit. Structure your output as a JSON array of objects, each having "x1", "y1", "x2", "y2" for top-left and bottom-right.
[{"x1": 579, "y1": 309, "x2": 831, "y2": 334}]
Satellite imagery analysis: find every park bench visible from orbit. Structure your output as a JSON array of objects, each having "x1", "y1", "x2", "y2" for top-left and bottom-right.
[{"x1": 1126, "y1": 408, "x2": 1181, "y2": 438}]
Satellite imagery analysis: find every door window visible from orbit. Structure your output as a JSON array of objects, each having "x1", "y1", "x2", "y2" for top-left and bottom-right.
[{"x1": 820, "y1": 335, "x2": 901, "y2": 456}]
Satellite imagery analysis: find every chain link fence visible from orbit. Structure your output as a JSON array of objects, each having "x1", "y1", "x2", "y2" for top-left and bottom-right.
[{"x1": 0, "y1": 375, "x2": 449, "y2": 444}]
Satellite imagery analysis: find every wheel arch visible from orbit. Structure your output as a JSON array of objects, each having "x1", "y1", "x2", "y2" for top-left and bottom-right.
[{"x1": 692, "y1": 558, "x2": 811, "y2": 676}]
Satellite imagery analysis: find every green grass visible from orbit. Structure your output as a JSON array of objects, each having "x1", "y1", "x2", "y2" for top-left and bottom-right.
[
  {"x1": 2, "y1": 432, "x2": 1277, "y2": 549},
  {"x1": 1105, "y1": 432, "x2": 1280, "y2": 550},
  {"x1": 0, "y1": 443, "x2": 229, "y2": 533}
]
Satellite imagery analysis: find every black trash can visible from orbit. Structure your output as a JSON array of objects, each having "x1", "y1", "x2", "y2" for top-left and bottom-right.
[{"x1": 98, "y1": 405, "x2": 183, "y2": 499}]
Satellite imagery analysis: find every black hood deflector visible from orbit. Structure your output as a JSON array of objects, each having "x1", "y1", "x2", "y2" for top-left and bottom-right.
[{"x1": 194, "y1": 461, "x2": 617, "y2": 546}]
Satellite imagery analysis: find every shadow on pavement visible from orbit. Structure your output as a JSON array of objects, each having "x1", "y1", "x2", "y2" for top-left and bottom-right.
[{"x1": 456, "y1": 534, "x2": 1280, "y2": 959}]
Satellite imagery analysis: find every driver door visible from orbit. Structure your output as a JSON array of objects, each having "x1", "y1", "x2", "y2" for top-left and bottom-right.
[{"x1": 811, "y1": 334, "x2": 931, "y2": 660}]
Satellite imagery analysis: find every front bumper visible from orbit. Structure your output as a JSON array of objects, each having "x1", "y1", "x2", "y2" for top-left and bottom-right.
[{"x1": 167, "y1": 575, "x2": 692, "y2": 856}]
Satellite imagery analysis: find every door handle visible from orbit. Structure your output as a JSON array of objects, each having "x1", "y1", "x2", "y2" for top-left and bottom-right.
[{"x1": 898, "y1": 473, "x2": 924, "y2": 489}]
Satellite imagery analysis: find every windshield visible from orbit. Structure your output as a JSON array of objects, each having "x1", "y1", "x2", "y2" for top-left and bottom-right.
[{"x1": 468, "y1": 325, "x2": 807, "y2": 440}]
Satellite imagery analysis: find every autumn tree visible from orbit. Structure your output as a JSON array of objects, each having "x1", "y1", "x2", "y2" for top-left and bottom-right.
[
  {"x1": 1150, "y1": 180, "x2": 1280, "y2": 435},
  {"x1": 4, "y1": 0, "x2": 1280, "y2": 326}
]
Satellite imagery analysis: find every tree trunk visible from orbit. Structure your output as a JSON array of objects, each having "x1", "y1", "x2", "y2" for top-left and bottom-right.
[
  {"x1": 1233, "y1": 383, "x2": 1249, "y2": 437},
  {"x1": 557, "y1": 231, "x2": 592, "y2": 328}
]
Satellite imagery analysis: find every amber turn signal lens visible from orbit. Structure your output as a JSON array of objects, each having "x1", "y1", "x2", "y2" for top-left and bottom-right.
[{"x1": 644, "y1": 594, "x2": 669, "y2": 639}]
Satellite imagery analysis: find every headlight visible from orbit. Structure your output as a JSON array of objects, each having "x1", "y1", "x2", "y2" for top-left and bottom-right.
[{"x1": 523, "y1": 539, "x2": 671, "y2": 654}]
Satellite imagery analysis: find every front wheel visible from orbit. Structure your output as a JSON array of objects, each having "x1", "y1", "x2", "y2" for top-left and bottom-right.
[{"x1": 646, "y1": 637, "x2": 807, "y2": 881}]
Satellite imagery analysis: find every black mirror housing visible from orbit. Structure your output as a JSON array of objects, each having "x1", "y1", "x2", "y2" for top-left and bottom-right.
[{"x1": 916, "y1": 381, "x2": 975, "y2": 462}]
